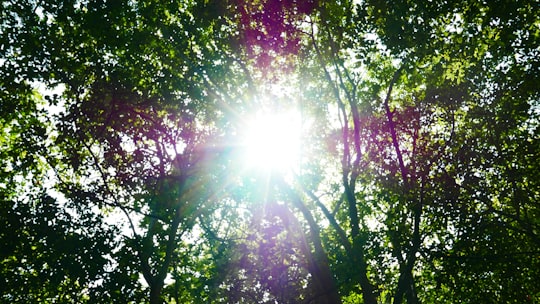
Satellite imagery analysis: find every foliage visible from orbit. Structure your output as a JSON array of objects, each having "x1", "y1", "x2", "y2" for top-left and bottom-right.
[{"x1": 1, "y1": 0, "x2": 539, "y2": 303}]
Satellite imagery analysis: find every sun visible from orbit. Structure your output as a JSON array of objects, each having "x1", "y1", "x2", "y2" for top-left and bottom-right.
[{"x1": 242, "y1": 111, "x2": 303, "y2": 171}]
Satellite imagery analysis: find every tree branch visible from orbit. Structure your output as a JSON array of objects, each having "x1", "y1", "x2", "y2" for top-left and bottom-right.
[
  {"x1": 297, "y1": 178, "x2": 353, "y2": 256},
  {"x1": 383, "y1": 68, "x2": 408, "y2": 187}
]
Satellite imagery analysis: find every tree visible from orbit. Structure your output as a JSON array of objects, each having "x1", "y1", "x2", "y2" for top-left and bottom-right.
[
  {"x1": 1, "y1": 0, "x2": 539, "y2": 303},
  {"x1": 291, "y1": 0, "x2": 540, "y2": 302},
  {"x1": 2, "y1": 0, "x2": 243, "y2": 302}
]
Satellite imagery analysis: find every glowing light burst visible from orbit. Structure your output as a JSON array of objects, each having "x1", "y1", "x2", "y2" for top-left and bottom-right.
[{"x1": 242, "y1": 111, "x2": 303, "y2": 172}]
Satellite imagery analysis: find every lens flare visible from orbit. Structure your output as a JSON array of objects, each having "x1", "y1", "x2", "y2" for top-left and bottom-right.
[{"x1": 243, "y1": 111, "x2": 302, "y2": 171}]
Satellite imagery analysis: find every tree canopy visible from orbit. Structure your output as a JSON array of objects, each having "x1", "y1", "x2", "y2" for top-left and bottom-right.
[{"x1": 1, "y1": 0, "x2": 539, "y2": 303}]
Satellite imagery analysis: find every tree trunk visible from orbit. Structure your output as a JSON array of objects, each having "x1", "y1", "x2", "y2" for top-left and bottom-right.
[
  {"x1": 308, "y1": 238, "x2": 342, "y2": 304},
  {"x1": 149, "y1": 282, "x2": 164, "y2": 304},
  {"x1": 275, "y1": 180, "x2": 342, "y2": 304},
  {"x1": 353, "y1": 241, "x2": 378, "y2": 304}
]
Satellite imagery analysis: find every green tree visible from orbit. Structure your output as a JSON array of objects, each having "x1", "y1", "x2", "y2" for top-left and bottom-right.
[
  {"x1": 290, "y1": 0, "x2": 540, "y2": 303},
  {"x1": 1, "y1": 0, "x2": 539, "y2": 303}
]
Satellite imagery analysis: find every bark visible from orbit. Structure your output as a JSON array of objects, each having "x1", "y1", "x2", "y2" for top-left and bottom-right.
[
  {"x1": 149, "y1": 283, "x2": 164, "y2": 304},
  {"x1": 276, "y1": 177, "x2": 342, "y2": 304},
  {"x1": 351, "y1": 238, "x2": 377, "y2": 304}
]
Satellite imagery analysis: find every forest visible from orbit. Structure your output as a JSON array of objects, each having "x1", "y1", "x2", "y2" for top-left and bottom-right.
[{"x1": 1, "y1": 0, "x2": 539, "y2": 303}]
